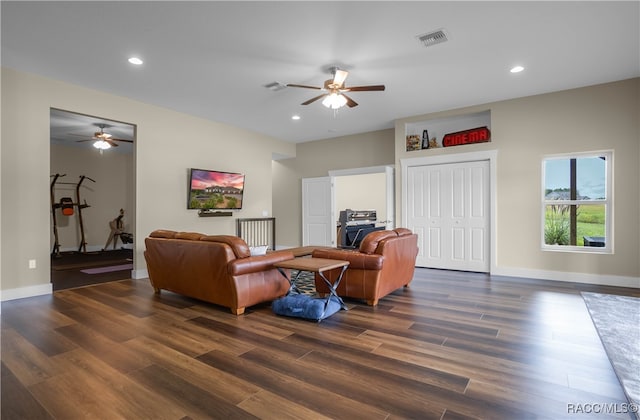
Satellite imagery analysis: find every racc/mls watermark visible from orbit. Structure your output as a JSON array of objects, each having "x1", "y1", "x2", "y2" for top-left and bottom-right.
[{"x1": 567, "y1": 403, "x2": 639, "y2": 415}]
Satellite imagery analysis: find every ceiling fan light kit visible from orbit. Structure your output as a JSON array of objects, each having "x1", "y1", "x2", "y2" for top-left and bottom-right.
[
  {"x1": 322, "y1": 92, "x2": 348, "y2": 109},
  {"x1": 93, "y1": 139, "x2": 111, "y2": 150}
]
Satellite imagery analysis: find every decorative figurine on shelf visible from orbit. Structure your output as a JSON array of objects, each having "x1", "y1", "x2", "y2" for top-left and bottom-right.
[
  {"x1": 429, "y1": 134, "x2": 439, "y2": 148},
  {"x1": 421, "y1": 129, "x2": 430, "y2": 149},
  {"x1": 406, "y1": 134, "x2": 421, "y2": 151}
]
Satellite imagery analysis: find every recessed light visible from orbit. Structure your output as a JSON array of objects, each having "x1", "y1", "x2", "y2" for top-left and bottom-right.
[
  {"x1": 128, "y1": 57, "x2": 143, "y2": 65},
  {"x1": 291, "y1": 115, "x2": 301, "y2": 120},
  {"x1": 510, "y1": 65, "x2": 524, "y2": 73}
]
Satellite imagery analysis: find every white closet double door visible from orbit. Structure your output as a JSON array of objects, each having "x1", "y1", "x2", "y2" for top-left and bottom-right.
[{"x1": 407, "y1": 160, "x2": 489, "y2": 272}]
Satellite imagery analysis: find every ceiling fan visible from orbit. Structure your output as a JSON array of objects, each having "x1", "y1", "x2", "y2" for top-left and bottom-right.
[
  {"x1": 287, "y1": 67, "x2": 385, "y2": 109},
  {"x1": 75, "y1": 123, "x2": 133, "y2": 149}
]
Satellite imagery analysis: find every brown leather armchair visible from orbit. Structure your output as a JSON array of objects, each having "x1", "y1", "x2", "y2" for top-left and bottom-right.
[
  {"x1": 311, "y1": 228, "x2": 418, "y2": 306},
  {"x1": 144, "y1": 230, "x2": 293, "y2": 315}
]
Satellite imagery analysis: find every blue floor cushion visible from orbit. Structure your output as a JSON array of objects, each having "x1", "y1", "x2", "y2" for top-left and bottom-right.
[{"x1": 272, "y1": 293, "x2": 342, "y2": 321}]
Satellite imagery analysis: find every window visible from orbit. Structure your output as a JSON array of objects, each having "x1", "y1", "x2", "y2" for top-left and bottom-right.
[{"x1": 542, "y1": 151, "x2": 612, "y2": 253}]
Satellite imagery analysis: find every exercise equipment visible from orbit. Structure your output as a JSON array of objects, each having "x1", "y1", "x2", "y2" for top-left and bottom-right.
[
  {"x1": 60, "y1": 197, "x2": 74, "y2": 216},
  {"x1": 76, "y1": 175, "x2": 95, "y2": 253},
  {"x1": 50, "y1": 173, "x2": 95, "y2": 256},
  {"x1": 103, "y1": 209, "x2": 133, "y2": 250},
  {"x1": 50, "y1": 173, "x2": 66, "y2": 257}
]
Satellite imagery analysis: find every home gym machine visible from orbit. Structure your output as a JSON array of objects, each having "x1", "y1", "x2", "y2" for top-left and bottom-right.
[
  {"x1": 103, "y1": 208, "x2": 133, "y2": 250},
  {"x1": 50, "y1": 173, "x2": 95, "y2": 257}
]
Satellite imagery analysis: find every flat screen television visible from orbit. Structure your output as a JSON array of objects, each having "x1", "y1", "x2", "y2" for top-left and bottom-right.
[{"x1": 187, "y1": 168, "x2": 245, "y2": 210}]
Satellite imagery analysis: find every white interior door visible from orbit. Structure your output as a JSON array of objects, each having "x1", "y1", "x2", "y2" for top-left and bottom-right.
[
  {"x1": 408, "y1": 160, "x2": 489, "y2": 272},
  {"x1": 302, "y1": 177, "x2": 334, "y2": 246}
]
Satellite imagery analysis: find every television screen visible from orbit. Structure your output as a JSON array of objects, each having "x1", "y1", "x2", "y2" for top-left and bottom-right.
[{"x1": 188, "y1": 168, "x2": 245, "y2": 210}]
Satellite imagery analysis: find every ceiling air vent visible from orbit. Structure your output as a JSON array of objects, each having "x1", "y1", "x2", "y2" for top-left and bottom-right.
[
  {"x1": 417, "y1": 29, "x2": 448, "y2": 48},
  {"x1": 264, "y1": 81, "x2": 287, "y2": 92}
]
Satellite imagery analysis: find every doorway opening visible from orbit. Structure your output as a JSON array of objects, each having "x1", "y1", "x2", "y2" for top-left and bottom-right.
[
  {"x1": 50, "y1": 108, "x2": 136, "y2": 290},
  {"x1": 302, "y1": 165, "x2": 394, "y2": 247}
]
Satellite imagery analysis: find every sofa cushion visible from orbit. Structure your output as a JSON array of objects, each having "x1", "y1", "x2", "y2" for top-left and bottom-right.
[
  {"x1": 312, "y1": 248, "x2": 384, "y2": 270},
  {"x1": 359, "y1": 229, "x2": 397, "y2": 254},
  {"x1": 228, "y1": 250, "x2": 294, "y2": 276},
  {"x1": 149, "y1": 229, "x2": 178, "y2": 239},
  {"x1": 175, "y1": 232, "x2": 206, "y2": 241},
  {"x1": 394, "y1": 227, "x2": 412, "y2": 237},
  {"x1": 201, "y1": 235, "x2": 251, "y2": 258},
  {"x1": 272, "y1": 294, "x2": 342, "y2": 321}
]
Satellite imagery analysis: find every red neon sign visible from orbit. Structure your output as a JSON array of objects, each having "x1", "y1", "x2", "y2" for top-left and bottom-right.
[{"x1": 442, "y1": 126, "x2": 491, "y2": 147}]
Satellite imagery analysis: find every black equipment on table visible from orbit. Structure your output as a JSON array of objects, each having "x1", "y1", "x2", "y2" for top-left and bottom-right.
[{"x1": 338, "y1": 209, "x2": 386, "y2": 249}]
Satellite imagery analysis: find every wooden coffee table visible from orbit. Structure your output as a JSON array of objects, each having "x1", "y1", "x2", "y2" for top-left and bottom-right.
[{"x1": 273, "y1": 257, "x2": 349, "y2": 311}]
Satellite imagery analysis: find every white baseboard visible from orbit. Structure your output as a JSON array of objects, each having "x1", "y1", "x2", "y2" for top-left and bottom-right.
[
  {"x1": 0, "y1": 271, "x2": 147, "y2": 303},
  {"x1": 0, "y1": 283, "x2": 53, "y2": 302},
  {"x1": 492, "y1": 266, "x2": 640, "y2": 289}
]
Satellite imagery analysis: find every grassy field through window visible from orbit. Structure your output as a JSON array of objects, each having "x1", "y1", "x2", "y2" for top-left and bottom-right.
[{"x1": 545, "y1": 204, "x2": 605, "y2": 246}]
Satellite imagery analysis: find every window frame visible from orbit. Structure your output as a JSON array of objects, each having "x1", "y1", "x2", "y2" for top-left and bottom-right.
[{"x1": 541, "y1": 150, "x2": 613, "y2": 254}]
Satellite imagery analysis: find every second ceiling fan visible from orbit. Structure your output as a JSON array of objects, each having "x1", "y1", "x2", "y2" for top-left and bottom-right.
[
  {"x1": 287, "y1": 68, "x2": 385, "y2": 109},
  {"x1": 75, "y1": 123, "x2": 133, "y2": 148}
]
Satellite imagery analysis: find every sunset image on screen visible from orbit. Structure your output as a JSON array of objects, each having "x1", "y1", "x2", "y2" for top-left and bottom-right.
[{"x1": 189, "y1": 169, "x2": 244, "y2": 209}]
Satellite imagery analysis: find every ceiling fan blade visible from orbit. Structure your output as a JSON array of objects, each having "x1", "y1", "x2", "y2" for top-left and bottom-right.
[
  {"x1": 76, "y1": 139, "x2": 92, "y2": 143},
  {"x1": 342, "y1": 93, "x2": 358, "y2": 108},
  {"x1": 342, "y1": 85, "x2": 386, "y2": 92},
  {"x1": 105, "y1": 139, "x2": 119, "y2": 147},
  {"x1": 333, "y1": 69, "x2": 349, "y2": 88},
  {"x1": 287, "y1": 83, "x2": 322, "y2": 90},
  {"x1": 301, "y1": 94, "x2": 327, "y2": 105},
  {"x1": 110, "y1": 138, "x2": 133, "y2": 143}
]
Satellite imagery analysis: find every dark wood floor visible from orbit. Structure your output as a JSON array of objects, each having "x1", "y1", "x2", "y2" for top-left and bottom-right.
[
  {"x1": 51, "y1": 249, "x2": 134, "y2": 291},
  {"x1": 2, "y1": 268, "x2": 638, "y2": 419}
]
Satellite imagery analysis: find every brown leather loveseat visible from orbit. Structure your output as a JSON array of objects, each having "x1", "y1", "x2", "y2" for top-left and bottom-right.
[
  {"x1": 144, "y1": 230, "x2": 293, "y2": 315},
  {"x1": 312, "y1": 228, "x2": 418, "y2": 306}
]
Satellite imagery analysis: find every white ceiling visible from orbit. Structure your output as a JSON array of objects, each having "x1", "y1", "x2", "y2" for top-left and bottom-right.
[{"x1": 2, "y1": 1, "x2": 639, "y2": 144}]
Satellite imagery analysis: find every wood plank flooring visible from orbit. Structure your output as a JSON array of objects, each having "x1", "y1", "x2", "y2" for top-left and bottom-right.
[
  {"x1": 2, "y1": 268, "x2": 638, "y2": 419},
  {"x1": 51, "y1": 249, "x2": 134, "y2": 291}
]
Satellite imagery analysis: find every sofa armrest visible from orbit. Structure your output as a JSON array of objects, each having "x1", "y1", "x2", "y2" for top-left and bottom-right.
[
  {"x1": 228, "y1": 250, "x2": 294, "y2": 276},
  {"x1": 312, "y1": 249, "x2": 383, "y2": 270}
]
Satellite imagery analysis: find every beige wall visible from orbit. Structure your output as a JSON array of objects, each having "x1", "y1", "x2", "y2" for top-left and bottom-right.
[
  {"x1": 50, "y1": 144, "x2": 133, "y2": 252},
  {"x1": 2, "y1": 67, "x2": 637, "y2": 297},
  {"x1": 1, "y1": 67, "x2": 295, "y2": 296},
  {"x1": 335, "y1": 173, "x2": 387, "y2": 223},
  {"x1": 272, "y1": 129, "x2": 395, "y2": 247},
  {"x1": 395, "y1": 78, "x2": 640, "y2": 282}
]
